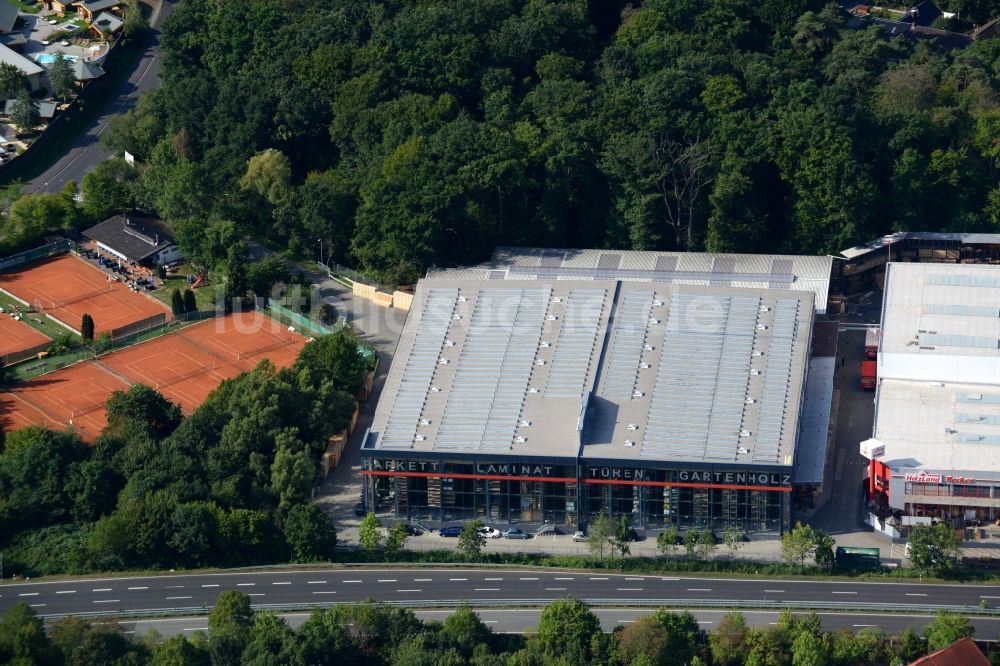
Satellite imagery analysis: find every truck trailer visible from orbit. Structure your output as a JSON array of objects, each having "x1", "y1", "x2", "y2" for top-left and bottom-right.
[
  {"x1": 865, "y1": 327, "x2": 880, "y2": 360},
  {"x1": 861, "y1": 360, "x2": 877, "y2": 390}
]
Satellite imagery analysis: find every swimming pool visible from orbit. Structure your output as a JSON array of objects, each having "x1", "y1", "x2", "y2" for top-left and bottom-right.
[{"x1": 34, "y1": 53, "x2": 78, "y2": 65}]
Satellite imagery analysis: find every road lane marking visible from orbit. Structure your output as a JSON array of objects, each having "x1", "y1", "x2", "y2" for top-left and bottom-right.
[
  {"x1": 625, "y1": 577, "x2": 645, "y2": 581},
  {"x1": 617, "y1": 588, "x2": 643, "y2": 591},
  {"x1": 18, "y1": 593, "x2": 39, "y2": 597},
  {"x1": 484, "y1": 621, "x2": 498, "y2": 624},
  {"x1": 414, "y1": 578, "x2": 433, "y2": 582},
  {"x1": 519, "y1": 577, "x2": 539, "y2": 581},
  {"x1": 449, "y1": 578, "x2": 467, "y2": 581},
  {"x1": 687, "y1": 588, "x2": 712, "y2": 592},
  {"x1": 93, "y1": 599, "x2": 120, "y2": 604},
  {"x1": 92, "y1": 588, "x2": 112, "y2": 592},
  {"x1": 474, "y1": 588, "x2": 499, "y2": 591},
  {"x1": 166, "y1": 585, "x2": 184, "y2": 589},
  {"x1": 128, "y1": 587, "x2": 148, "y2": 591},
  {"x1": 981, "y1": 596, "x2": 1000, "y2": 599},
  {"x1": 853, "y1": 624, "x2": 876, "y2": 627},
  {"x1": 29, "y1": 604, "x2": 46, "y2": 608},
  {"x1": 307, "y1": 581, "x2": 327, "y2": 584},
  {"x1": 555, "y1": 577, "x2": 574, "y2": 581},
  {"x1": 56, "y1": 590, "x2": 75, "y2": 595},
  {"x1": 697, "y1": 621, "x2": 714, "y2": 625},
  {"x1": 906, "y1": 593, "x2": 927, "y2": 597},
  {"x1": 202, "y1": 584, "x2": 219, "y2": 588},
  {"x1": 377, "y1": 579, "x2": 397, "y2": 583},
  {"x1": 312, "y1": 591, "x2": 337, "y2": 595},
  {"x1": 590, "y1": 577, "x2": 608, "y2": 580},
  {"x1": 166, "y1": 596, "x2": 192, "y2": 600},
  {"x1": 237, "y1": 583, "x2": 255, "y2": 587},
  {"x1": 397, "y1": 589, "x2": 422, "y2": 593},
  {"x1": 343, "y1": 580, "x2": 362, "y2": 583},
  {"x1": 660, "y1": 577, "x2": 680, "y2": 581},
  {"x1": 545, "y1": 587, "x2": 566, "y2": 591},
  {"x1": 618, "y1": 620, "x2": 635, "y2": 624},
  {"x1": 183, "y1": 628, "x2": 208, "y2": 632},
  {"x1": 272, "y1": 582, "x2": 291, "y2": 585},
  {"x1": 764, "y1": 590, "x2": 785, "y2": 593},
  {"x1": 249, "y1": 593, "x2": 266, "y2": 597},
  {"x1": 484, "y1": 577, "x2": 503, "y2": 581},
  {"x1": 832, "y1": 591, "x2": 857, "y2": 595}
]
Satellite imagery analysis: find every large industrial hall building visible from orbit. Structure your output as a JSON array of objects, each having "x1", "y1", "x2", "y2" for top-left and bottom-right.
[
  {"x1": 361, "y1": 249, "x2": 835, "y2": 534},
  {"x1": 868, "y1": 262, "x2": 1000, "y2": 529}
]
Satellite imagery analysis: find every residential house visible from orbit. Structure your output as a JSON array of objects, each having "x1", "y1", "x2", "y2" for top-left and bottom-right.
[
  {"x1": 83, "y1": 215, "x2": 185, "y2": 267},
  {"x1": 0, "y1": 46, "x2": 44, "y2": 91},
  {"x1": 3, "y1": 99, "x2": 58, "y2": 121},
  {"x1": 89, "y1": 11, "x2": 123, "y2": 37},
  {"x1": 0, "y1": 1, "x2": 18, "y2": 34},
  {"x1": 907, "y1": 637, "x2": 989, "y2": 666},
  {"x1": 72, "y1": 0, "x2": 124, "y2": 22},
  {"x1": 71, "y1": 58, "x2": 104, "y2": 83},
  {"x1": 42, "y1": 1, "x2": 74, "y2": 12}
]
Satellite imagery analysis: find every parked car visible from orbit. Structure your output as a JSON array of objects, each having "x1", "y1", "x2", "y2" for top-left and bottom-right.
[
  {"x1": 403, "y1": 524, "x2": 423, "y2": 536},
  {"x1": 354, "y1": 502, "x2": 365, "y2": 516},
  {"x1": 503, "y1": 528, "x2": 530, "y2": 539},
  {"x1": 572, "y1": 530, "x2": 588, "y2": 542},
  {"x1": 478, "y1": 526, "x2": 502, "y2": 539},
  {"x1": 626, "y1": 529, "x2": 645, "y2": 542},
  {"x1": 439, "y1": 525, "x2": 463, "y2": 537}
]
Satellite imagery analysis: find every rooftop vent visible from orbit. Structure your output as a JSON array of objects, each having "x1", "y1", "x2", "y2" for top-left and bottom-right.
[
  {"x1": 653, "y1": 300, "x2": 663, "y2": 306},
  {"x1": 639, "y1": 363, "x2": 651, "y2": 369},
  {"x1": 752, "y1": 351, "x2": 763, "y2": 357},
  {"x1": 759, "y1": 306, "x2": 771, "y2": 312},
  {"x1": 430, "y1": 386, "x2": 441, "y2": 393},
  {"x1": 547, "y1": 315, "x2": 558, "y2": 321},
  {"x1": 627, "y1": 423, "x2": 639, "y2": 431},
  {"x1": 756, "y1": 324, "x2": 768, "y2": 331},
  {"x1": 535, "y1": 359, "x2": 546, "y2": 366},
  {"x1": 415, "y1": 435, "x2": 426, "y2": 442},
  {"x1": 750, "y1": 369, "x2": 760, "y2": 376},
  {"x1": 624, "y1": 440, "x2": 635, "y2": 447},
  {"x1": 457, "y1": 296, "x2": 467, "y2": 302},
  {"x1": 438, "y1": 358, "x2": 449, "y2": 365},
  {"x1": 740, "y1": 430, "x2": 752, "y2": 437},
  {"x1": 452, "y1": 314, "x2": 462, "y2": 320},
  {"x1": 541, "y1": 341, "x2": 551, "y2": 348},
  {"x1": 633, "y1": 390, "x2": 645, "y2": 397},
  {"x1": 515, "y1": 436, "x2": 526, "y2": 443},
  {"x1": 444, "y1": 340, "x2": 455, "y2": 347},
  {"x1": 643, "y1": 344, "x2": 654, "y2": 351},
  {"x1": 528, "y1": 387, "x2": 540, "y2": 394},
  {"x1": 738, "y1": 447, "x2": 749, "y2": 454},
  {"x1": 520, "y1": 420, "x2": 531, "y2": 427},
  {"x1": 649, "y1": 318, "x2": 660, "y2": 324},
  {"x1": 419, "y1": 419, "x2": 431, "y2": 426},
  {"x1": 746, "y1": 398, "x2": 756, "y2": 404},
  {"x1": 552, "y1": 297, "x2": 563, "y2": 303}
]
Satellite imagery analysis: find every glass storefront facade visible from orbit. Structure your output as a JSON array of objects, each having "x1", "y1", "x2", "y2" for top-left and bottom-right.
[{"x1": 364, "y1": 457, "x2": 793, "y2": 533}]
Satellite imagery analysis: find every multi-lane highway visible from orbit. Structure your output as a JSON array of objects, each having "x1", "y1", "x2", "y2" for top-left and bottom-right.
[{"x1": 0, "y1": 568, "x2": 996, "y2": 618}]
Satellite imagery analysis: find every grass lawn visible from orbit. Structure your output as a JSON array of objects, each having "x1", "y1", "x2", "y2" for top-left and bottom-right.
[
  {"x1": 0, "y1": 289, "x2": 77, "y2": 341},
  {"x1": 0, "y1": 32, "x2": 148, "y2": 187},
  {"x1": 153, "y1": 276, "x2": 218, "y2": 312},
  {"x1": 15, "y1": 1, "x2": 41, "y2": 13}
]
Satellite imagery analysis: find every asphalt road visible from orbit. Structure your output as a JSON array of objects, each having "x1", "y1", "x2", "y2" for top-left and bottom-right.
[
  {"x1": 1, "y1": 568, "x2": 998, "y2": 618},
  {"x1": 115, "y1": 609, "x2": 1000, "y2": 638},
  {"x1": 22, "y1": 0, "x2": 174, "y2": 195}
]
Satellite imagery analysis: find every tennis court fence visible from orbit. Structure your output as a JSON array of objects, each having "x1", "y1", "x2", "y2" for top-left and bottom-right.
[
  {"x1": 2, "y1": 340, "x2": 52, "y2": 367},
  {"x1": 110, "y1": 313, "x2": 168, "y2": 341},
  {"x1": 266, "y1": 299, "x2": 342, "y2": 337},
  {"x1": 0, "y1": 239, "x2": 73, "y2": 273}
]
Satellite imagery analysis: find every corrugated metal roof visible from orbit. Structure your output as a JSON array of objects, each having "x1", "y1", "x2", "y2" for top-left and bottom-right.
[
  {"x1": 371, "y1": 278, "x2": 813, "y2": 466},
  {"x1": 427, "y1": 247, "x2": 833, "y2": 313}
]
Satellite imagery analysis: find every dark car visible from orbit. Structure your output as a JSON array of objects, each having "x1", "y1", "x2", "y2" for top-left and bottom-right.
[
  {"x1": 503, "y1": 528, "x2": 530, "y2": 539},
  {"x1": 439, "y1": 525, "x2": 463, "y2": 537},
  {"x1": 354, "y1": 502, "x2": 366, "y2": 516},
  {"x1": 403, "y1": 524, "x2": 423, "y2": 536}
]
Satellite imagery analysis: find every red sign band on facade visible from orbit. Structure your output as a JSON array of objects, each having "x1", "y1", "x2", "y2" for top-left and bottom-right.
[{"x1": 361, "y1": 469, "x2": 791, "y2": 492}]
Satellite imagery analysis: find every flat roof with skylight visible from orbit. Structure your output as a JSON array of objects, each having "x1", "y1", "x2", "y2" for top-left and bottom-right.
[{"x1": 368, "y1": 277, "x2": 814, "y2": 468}]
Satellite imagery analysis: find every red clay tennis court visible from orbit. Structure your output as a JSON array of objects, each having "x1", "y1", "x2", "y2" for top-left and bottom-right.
[
  {"x1": 0, "y1": 313, "x2": 51, "y2": 361},
  {"x1": 0, "y1": 312, "x2": 308, "y2": 441},
  {"x1": 0, "y1": 254, "x2": 170, "y2": 335}
]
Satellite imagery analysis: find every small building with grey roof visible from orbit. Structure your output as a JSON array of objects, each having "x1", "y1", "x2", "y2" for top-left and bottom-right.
[{"x1": 364, "y1": 250, "x2": 831, "y2": 534}]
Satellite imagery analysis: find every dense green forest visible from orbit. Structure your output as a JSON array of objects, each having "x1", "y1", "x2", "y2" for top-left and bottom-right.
[
  {"x1": 86, "y1": 0, "x2": 1000, "y2": 285},
  {"x1": 0, "y1": 331, "x2": 366, "y2": 576},
  {"x1": 0, "y1": 596, "x2": 988, "y2": 666}
]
